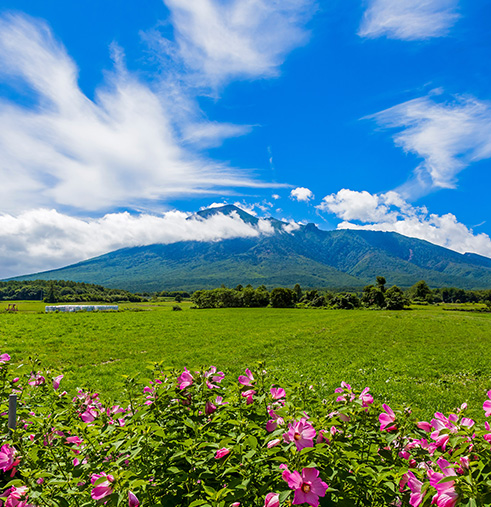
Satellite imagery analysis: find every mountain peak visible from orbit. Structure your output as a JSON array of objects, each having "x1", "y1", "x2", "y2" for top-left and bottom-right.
[{"x1": 193, "y1": 205, "x2": 259, "y2": 225}]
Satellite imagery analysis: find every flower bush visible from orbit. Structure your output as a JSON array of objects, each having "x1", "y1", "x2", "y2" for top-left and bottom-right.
[{"x1": 0, "y1": 355, "x2": 490, "y2": 506}]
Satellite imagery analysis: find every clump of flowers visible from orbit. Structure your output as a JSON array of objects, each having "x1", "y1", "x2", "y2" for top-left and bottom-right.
[{"x1": 0, "y1": 358, "x2": 490, "y2": 506}]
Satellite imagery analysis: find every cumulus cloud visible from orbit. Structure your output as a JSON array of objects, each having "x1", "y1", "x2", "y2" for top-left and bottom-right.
[
  {"x1": 0, "y1": 14, "x2": 274, "y2": 214},
  {"x1": 290, "y1": 187, "x2": 314, "y2": 202},
  {"x1": 0, "y1": 208, "x2": 280, "y2": 279},
  {"x1": 160, "y1": 0, "x2": 314, "y2": 86},
  {"x1": 369, "y1": 95, "x2": 491, "y2": 198},
  {"x1": 318, "y1": 189, "x2": 491, "y2": 258},
  {"x1": 359, "y1": 0, "x2": 459, "y2": 40}
]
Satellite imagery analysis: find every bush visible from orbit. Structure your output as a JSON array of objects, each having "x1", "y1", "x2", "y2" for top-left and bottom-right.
[{"x1": 0, "y1": 355, "x2": 490, "y2": 505}]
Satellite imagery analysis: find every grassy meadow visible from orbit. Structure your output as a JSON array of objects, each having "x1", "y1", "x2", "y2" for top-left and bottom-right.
[{"x1": 1, "y1": 300, "x2": 491, "y2": 421}]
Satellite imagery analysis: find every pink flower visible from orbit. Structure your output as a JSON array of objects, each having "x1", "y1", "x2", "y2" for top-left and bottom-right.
[
  {"x1": 66, "y1": 436, "x2": 83, "y2": 446},
  {"x1": 52, "y1": 374, "x2": 63, "y2": 390},
  {"x1": 204, "y1": 366, "x2": 225, "y2": 389},
  {"x1": 177, "y1": 368, "x2": 194, "y2": 390},
  {"x1": 205, "y1": 400, "x2": 217, "y2": 415},
  {"x1": 359, "y1": 387, "x2": 373, "y2": 407},
  {"x1": 5, "y1": 485, "x2": 32, "y2": 507},
  {"x1": 128, "y1": 491, "x2": 139, "y2": 506},
  {"x1": 264, "y1": 492, "x2": 280, "y2": 507},
  {"x1": 90, "y1": 472, "x2": 114, "y2": 501},
  {"x1": 270, "y1": 387, "x2": 286, "y2": 400},
  {"x1": 215, "y1": 448, "x2": 230, "y2": 459},
  {"x1": 429, "y1": 458, "x2": 459, "y2": 507},
  {"x1": 282, "y1": 467, "x2": 328, "y2": 507},
  {"x1": 484, "y1": 421, "x2": 491, "y2": 441},
  {"x1": 417, "y1": 421, "x2": 432, "y2": 432},
  {"x1": 28, "y1": 374, "x2": 45, "y2": 386},
  {"x1": 241, "y1": 389, "x2": 256, "y2": 405},
  {"x1": 81, "y1": 408, "x2": 98, "y2": 423},
  {"x1": 405, "y1": 471, "x2": 423, "y2": 507},
  {"x1": 484, "y1": 390, "x2": 491, "y2": 417},
  {"x1": 283, "y1": 417, "x2": 316, "y2": 451},
  {"x1": 267, "y1": 439, "x2": 281, "y2": 448},
  {"x1": 379, "y1": 404, "x2": 396, "y2": 431},
  {"x1": 0, "y1": 353, "x2": 11, "y2": 364},
  {"x1": 0, "y1": 444, "x2": 17, "y2": 472},
  {"x1": 238, "y1": 368, "x2": 254, "y2": 386}
]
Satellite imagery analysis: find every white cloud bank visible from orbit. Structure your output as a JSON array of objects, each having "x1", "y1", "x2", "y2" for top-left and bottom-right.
[
  {"x1": 161, "y1": 0, "x2": 314, "y2": 86},
  {"x1": 0, "y1": 209, "x2": 284, "y2": 279},
  {"x1": 318, "y1": 189, "x2": 491, "y2": 258},
  {"x1": 359, "y1": 0, "x2": 459, "y2": 40},
  {"x1": 290, "y1": 187, "x2": 314, "y2": 202},
  {"x1": 370, "y1": 94, "x2": 491, "y2": 198},
  {"x1": 0, "y1": 14, "x2": 273, "y2": 214}
]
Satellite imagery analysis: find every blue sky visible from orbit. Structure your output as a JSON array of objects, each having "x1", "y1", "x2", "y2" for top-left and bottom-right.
[{"x1": 1, "y1": 0, "x2": 491, "y2": 278}]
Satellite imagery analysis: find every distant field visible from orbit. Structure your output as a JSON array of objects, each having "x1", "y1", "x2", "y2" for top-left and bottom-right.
[{"x1": 1, "y1": 300, "x2": 490, "y2": 420}]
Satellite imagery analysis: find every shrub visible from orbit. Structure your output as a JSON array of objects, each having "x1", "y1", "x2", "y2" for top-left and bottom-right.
[{"x1": 0, "y1": 356, "x2": 490, "y2": 506}]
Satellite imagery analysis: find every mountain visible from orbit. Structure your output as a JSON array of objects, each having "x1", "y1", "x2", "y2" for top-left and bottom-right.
[{"x1": 8, "y1": 205, "x2": 491, "y2": 291}]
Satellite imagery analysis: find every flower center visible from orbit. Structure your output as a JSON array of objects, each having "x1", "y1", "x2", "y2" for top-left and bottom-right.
[
  {"x1": 294, "y1": 432, "x2": 302, "y2": 441},
  {"x1": 301, "y1": 483, "x2": 311, "y2": 493}
]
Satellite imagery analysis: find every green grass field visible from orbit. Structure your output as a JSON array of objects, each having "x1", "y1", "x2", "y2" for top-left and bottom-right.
[{"x1": 1, "y1": 301, "x2": 490, "y2": 421}]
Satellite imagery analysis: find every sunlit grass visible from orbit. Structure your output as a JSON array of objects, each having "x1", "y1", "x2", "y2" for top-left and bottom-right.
[{"x1": 1, "y1": 301, "x2": 490, "y2": 420}]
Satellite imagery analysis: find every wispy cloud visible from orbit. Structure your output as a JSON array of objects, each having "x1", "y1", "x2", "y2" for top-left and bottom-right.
[
  {"x1": 318, "y1": 188, "x2": 491, "y2": 258},
  {"x1": 159, "y1": 0, "x2": 314, "y2": 87},
  {"x1": 0, "y1": 13, "x2": 276, "y2": 214},
  {"x1": 290, "y1": 187, "x2": 314, "y2": 202},
  {"x1": 369, "y1": 94, "x2": 491, "y2": 198},
  {"x1": 359, "y1": 0, "x2": 459, "y2": 40},
  {"x1": 0, "y1": 208, "x2": 281, "y2": 279}
]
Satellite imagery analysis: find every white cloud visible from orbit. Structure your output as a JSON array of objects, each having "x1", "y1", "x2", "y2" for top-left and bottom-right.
[
  {"x1": 0, "y1": 208, "x2": 279, "y2": 279},
  {"x1": 369, "y1": 95, "x2": 491, "y2": 198},
  {"x1": 359, "y1": 0, "x2": 459, "y2": 40},
  {"x1": 318, "y1": 189, "x2": 491, "y2": 258},
  {"x1": 290, "y1": 187, "x2": 314, "y2": 202},
  {"x1": 160, "y1": 0, "x2": 314, "y2": 86},
  {"x1": 0, "y1": 14, "x2": 272, "y2": 214}
]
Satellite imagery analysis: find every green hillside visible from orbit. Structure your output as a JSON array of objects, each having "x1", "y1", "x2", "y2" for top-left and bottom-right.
[{"x1": 9, "y1": 206, "x2": 491, "y2": 291}]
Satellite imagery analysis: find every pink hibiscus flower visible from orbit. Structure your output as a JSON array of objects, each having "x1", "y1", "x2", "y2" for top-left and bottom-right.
[
  {"x1": 177, "y1": 368, "x2": 194, "y2": 390},
  {"x1": 283, "y1": 417, "x2": 316, "y2": 451},
  {"x1": 128, "y1": 491, "x2": 139, "y2": 506},
  {"x1": 379, "y1": 404, "x2": 396, "y2": 431},
  {"x1": 215, "y1": 448, "x2": 230, "y2": 459},
  {"x1": 238, "y1": 368, "x2": 254, "y2": 386},
  {"x1": 264, "y1": 492, "x2": 280, "y2": 507},
  {"x1": 282, "y1": 467, "x2": 328, "y2": 507},
  {"x1": 270, "y1": 387, "x2": 286, "y2": 400},
  {"x1": 90, "y1": 472, "x2": 114, "y2": 501},
  {"x1": 428, "y1": 458, "x2": 459, "y2": 507}
]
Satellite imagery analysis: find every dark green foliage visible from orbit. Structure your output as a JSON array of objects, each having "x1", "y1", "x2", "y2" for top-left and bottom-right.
[
  {"x1": 191, "y1": 287, "x2": 270, "y2": 309},
  {"x1": 269, "y1": 287, "x2": 295, "y2": 308},
  {"x1": 327, "y1": 292, "x2": 361, "y2": 309},
  {"x1": 362, "y1": 285, "x2": 386, "y2": 308},
  {"x1": 408, "y1": 280, "x2": 433, "y2": 303},
  {"x1": 385, "y1": 286, "x2": 410, "y2": 310},
  {"x1": 0, "y1": 279, "x2": 143, "y2": 302}
]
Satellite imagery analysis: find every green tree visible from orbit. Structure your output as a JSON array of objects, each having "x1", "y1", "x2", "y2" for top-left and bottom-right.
[
  {"x1": 376, "y1": 276, "x2": 386, "y2": 292},
  {"x1": 384, "y1": 286, "x2": 409, "y2": 310},
  {"x1": 270, "y1": 288, "x2": 295, "y2": 308}
]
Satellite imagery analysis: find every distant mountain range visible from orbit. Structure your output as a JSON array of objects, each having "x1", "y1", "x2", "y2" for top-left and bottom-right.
[{"x1": 9, "y1": 205, "x2": 491, "y2": 291}]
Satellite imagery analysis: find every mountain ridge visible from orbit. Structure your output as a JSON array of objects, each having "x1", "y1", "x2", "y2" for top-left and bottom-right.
[{"x1": 7, "y1": 205, "x2": 491, "y2": 291}]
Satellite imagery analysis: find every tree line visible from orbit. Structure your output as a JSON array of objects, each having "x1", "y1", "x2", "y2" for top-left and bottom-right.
[
  {"x1": 191, "y1": 278, "x2": 491, "y2": 310},
  {"x1": 0, "y1": 280, "x2": 143, "y2": 303}
]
